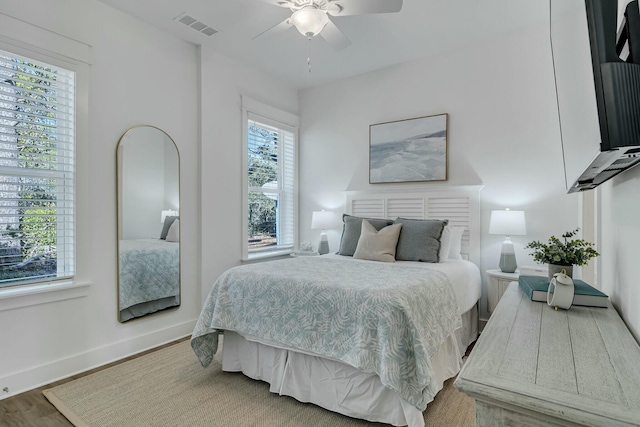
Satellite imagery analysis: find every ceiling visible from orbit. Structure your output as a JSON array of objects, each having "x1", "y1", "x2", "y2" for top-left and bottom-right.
[{"x1": 97, "y1": 0, "x2": 548, "y2": 89}]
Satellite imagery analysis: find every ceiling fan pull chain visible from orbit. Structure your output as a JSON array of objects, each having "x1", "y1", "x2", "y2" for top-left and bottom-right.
[{"x1": 307, "y1": 35, "x2": 312, "y2": 73}]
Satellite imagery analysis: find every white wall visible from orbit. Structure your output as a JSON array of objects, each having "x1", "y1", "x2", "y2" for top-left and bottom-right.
[
  {"x1": 599, "y1": 170, "x2": 640, "y2": 341},
  {"x1": 298, "y1": 25, "x2": 581, "y2": 320},
  {"x1": 199, "y1": 49, "x2": 298, "y2": 302}
]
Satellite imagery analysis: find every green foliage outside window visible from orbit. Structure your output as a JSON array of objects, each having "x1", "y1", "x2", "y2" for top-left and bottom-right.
[
  {"x1": 0, "y1": 56, "x2": 59, "y2": 281},
  {"x1": 247, "y1": 124, "x2": 278, "y2": 245}
]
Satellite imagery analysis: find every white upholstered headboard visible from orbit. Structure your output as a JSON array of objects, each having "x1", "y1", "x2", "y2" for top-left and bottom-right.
[{"x1": 345, "y1": 186, "x2": 482, "y2": 266}]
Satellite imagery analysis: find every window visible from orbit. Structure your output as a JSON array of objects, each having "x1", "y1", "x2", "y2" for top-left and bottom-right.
[
  {"x1": 242, "y1": 97, "x2": 298, "y2": 260},
  {"x1": 0, "y1": 48, "x2": 75, "y2": 287}
]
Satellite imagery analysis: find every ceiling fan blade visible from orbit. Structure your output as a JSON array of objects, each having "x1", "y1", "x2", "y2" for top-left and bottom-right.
[
  {"x1": 319, "y1": 19, "x2": 351, "y2": 51},
  {"x1": 254, "y1": 0, "x2": 294, "y2": 8},
  {"x1": 327, "y1": 0, "x2": 403, "y2": 16},
  {"x1": 252, "y1": 17, "x2": 293, "y2": 41}
]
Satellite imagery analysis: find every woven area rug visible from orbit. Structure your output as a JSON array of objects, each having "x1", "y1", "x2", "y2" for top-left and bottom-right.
[{"x1": 43, "y1": 340, "x2": 474, "y2": 427}]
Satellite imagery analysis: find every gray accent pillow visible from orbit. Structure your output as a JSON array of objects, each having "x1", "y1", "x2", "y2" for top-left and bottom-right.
[
  {"x1": 394, "y1": 218, "x2": 449, "y2": 263},
  {"x1": 160, "y1": 216, "x2": 179, "y2": 240},
  {"x1": 337, "y1": 214, "x2": 394, "y2": 256},
  {"x1": 353, "y1": 220, "x2": 403, "y2": 262}
]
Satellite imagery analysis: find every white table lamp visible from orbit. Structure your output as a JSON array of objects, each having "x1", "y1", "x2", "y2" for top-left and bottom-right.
[
  {"x1": 311, "y1": 210, "x2": 336, "y2": 255},
  {"x1": 489, "y1": 209, "x2": 527, "y2": 273}
]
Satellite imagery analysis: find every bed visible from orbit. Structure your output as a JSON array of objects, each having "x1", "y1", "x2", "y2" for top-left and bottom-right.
[
  {"x1": 118, "y1": 238, "x2": 180, "y2": 321},
  {"x1": 191, "y1": 187, "x2": 482, "y2": 427}
]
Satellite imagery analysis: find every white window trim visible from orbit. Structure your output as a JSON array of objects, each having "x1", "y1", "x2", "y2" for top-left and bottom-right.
[
  {"x1": 0, "y1": 16, "x2": 91, "y2": 306},
  {"x1": 241, "y1": 96, "x2": 299, "y2": 261},
  {"x1": 0, "y1": 280, "x2": 90, "y2": 312}
]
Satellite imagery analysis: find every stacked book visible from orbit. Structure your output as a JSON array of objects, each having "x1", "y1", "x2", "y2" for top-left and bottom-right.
[{"x1": 518, "y1": 275, "x2": 609, "y2": 308}]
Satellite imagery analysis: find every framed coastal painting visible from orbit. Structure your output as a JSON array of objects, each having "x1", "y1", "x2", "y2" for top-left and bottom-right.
[{"x1": 369, "y1": 113, "x2": 448, "y2": 184}]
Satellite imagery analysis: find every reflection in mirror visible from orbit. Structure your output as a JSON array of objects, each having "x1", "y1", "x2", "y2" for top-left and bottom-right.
[{"x1": 117, "y1": 126, "x2": 180, "y2": 323}]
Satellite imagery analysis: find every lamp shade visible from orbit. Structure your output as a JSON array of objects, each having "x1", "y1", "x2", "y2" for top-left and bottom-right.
[
  {"x1": 311, "y1": 210, "x2": 336, "y2": 230},
  {"x1": 489, "y1": 210, "x2": 526, "y2": 236},
  {"x1": 290, "y1": 8, "x2": 329, "y2": 37}
]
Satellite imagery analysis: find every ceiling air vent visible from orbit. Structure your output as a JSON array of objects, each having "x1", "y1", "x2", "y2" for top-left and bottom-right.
[{"x1": 174, "y1": 13, "x2": 218, "y2": 37}]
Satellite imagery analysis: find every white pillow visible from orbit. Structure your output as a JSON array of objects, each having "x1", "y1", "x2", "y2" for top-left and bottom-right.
[
  {"x1": 438, "y1": 225, "x2": 452, "y2": 262},
  {"x1": 165, "y1": 219, "x2": 179, "y2": 242},
  {"x1": 353, "y1": 220, "x2": 402, "y2": 263},
  {"x1": 448, "y1": 226, "x2": 465, "y2": 260}
]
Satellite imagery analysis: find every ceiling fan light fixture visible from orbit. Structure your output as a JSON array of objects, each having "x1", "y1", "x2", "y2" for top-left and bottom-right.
[{"x1": 290, "y1": 8, "x2": 329, "y2": 37}]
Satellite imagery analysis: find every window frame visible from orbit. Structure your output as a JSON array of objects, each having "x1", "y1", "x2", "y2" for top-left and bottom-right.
[
  {"x1": 241, "y1": 96, "x2": 299, "y2": 261},
  {"x1": 0, "y1": 47, "x2": 76, "y2": 287},
  {"x1": 0, "y1": 24, "x2": 90, "y2": 309}
]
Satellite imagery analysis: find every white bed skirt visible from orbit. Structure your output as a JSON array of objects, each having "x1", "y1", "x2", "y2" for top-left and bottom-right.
[{"x1": 221, "y1": 304, "x2": 478, "y2": 427}]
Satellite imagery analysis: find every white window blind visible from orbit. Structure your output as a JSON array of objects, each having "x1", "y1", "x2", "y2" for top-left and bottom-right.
[
  {"x1": 0, "y1": 48, "x2": 75, "y2": 287},
  {"x1": 246, "y1": 112, "x2": 296, "y2": 256}
]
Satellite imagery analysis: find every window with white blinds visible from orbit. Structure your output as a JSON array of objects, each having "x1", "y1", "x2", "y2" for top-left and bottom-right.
[
  {"x1": 0, "y1": 48, "x2": 75, "y2": 287},
  {"x1": 245, "y1": 110, "x2": 297, "y2": 258}
]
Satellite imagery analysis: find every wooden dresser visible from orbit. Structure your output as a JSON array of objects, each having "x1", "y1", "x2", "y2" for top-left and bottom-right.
[{"x1": 455, "y1": 282, "x2": 640, "y2": 426}]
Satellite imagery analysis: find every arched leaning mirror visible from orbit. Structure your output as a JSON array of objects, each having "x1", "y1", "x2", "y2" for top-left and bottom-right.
[{"x1": 116, "y1": 126, "x2": 180, "y2": 323}]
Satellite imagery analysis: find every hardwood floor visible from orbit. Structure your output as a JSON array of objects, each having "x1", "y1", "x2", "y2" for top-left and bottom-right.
[{"x1": 0, "y1": 337, "x2": 189, "y2": 427}]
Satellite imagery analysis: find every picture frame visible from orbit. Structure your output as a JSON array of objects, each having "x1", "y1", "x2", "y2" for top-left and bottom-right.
[{"x1": 369, "y1": 113, "x2": 448, "y2": 184}]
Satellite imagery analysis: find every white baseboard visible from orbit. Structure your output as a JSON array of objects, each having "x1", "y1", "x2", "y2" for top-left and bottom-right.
[{"x1": 0, "y1": 319, "x2": 196, "y2": 400}]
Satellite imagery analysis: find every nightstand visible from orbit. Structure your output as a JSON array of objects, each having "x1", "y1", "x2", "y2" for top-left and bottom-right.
[{"x1": 486, "y1": 269, "x2": 519, "y2": 315}]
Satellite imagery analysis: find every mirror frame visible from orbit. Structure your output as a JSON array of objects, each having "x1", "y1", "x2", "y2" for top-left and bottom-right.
[{"x1": 116, "y1": 125, "x2": 181, "y2": 323}]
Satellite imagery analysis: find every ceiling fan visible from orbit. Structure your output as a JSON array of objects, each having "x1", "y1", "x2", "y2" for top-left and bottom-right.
[{"x1": 253, "y1": 0, "x2": 403, "y2": 51}]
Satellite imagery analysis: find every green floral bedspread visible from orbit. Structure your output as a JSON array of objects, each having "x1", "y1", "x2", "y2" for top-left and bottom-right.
[
  {"x1": 118, "y1": 239, "x2": 179, "y2": 309},
  {"x1": 191, "y1": 256, "x2": 462, "y2": 410}
]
